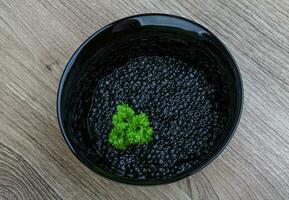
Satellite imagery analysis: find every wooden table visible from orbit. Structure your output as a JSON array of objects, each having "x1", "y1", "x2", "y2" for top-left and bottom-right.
[{"x1": 1, "y1": 0, "x2": 289, "y2": 199}]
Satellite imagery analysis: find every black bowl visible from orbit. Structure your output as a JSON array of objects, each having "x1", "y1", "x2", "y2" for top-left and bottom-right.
[{"x1": 57, "y1": 14, "x2": 243, "y2": 185}]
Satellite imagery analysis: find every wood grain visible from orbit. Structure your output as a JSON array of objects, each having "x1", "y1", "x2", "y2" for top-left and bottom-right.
[{"x1": 1, "y1": 0, "x2": 289, "y2": 199}]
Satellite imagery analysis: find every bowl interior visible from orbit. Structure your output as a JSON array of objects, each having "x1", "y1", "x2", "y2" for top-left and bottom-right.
[{"x1": 57, "y1": 14, "x2": 242, "y2": 185}]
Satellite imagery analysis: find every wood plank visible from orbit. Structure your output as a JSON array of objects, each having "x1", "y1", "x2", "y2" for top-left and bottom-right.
[{"x1": 1, "y1": 0, "x2": 289, "y2": 199}]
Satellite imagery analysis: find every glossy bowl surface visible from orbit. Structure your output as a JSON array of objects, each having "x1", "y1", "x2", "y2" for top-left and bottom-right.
[{"x1": 57, "y1": 14, "x2": 243, "y2": 185}]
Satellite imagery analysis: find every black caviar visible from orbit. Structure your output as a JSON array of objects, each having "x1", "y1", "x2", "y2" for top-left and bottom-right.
[{"x1": 87, "y1": 56, "x2": 226, "y2": 179}]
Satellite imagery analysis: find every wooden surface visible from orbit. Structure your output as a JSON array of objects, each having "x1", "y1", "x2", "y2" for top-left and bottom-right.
[{"x1": 1, "y1": 0, "x2": 289, "y2": 199}]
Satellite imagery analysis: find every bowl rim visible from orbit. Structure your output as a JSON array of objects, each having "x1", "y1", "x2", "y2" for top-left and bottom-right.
[{"x1": 56, "y1": 13, "x2": 243, "y2": 185}]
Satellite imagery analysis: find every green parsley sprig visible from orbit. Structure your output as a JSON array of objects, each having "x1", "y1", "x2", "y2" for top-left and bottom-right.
[{"x1": 108, "y1": 103, "x2": 153, "y2": 150}]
